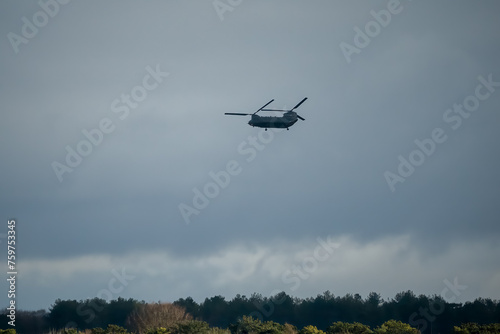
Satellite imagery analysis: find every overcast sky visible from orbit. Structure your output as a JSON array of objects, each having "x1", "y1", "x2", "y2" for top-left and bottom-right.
[{"x1": 1, "y1": 0, "x2": 500, "y2": 312}]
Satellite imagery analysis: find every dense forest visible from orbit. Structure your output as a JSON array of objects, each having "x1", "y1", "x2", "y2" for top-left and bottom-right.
[{"x1": 1, "y1": 290, "x2": 500, "y2": 333}]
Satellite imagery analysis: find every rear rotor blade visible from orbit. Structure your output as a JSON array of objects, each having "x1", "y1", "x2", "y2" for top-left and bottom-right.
[
  {"x1": 291, "y1": 97, "x2": 308, "y2": 111},
  {"x1": 297, "y1": 115, "x2": 305, "y2": 121},
  {"x1": 254, "y1": 99, "x2": 275, "y2": 114},
  {"x1": 225, "y1": 113, "x2": 251, "y2": 116}
]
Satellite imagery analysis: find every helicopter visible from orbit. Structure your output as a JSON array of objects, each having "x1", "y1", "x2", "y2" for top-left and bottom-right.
[{"x1": 225, "y1": 97, "x2": 307, "y2": 130}]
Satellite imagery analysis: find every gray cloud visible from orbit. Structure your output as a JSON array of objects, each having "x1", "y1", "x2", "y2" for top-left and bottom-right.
[{"x1": 1, "y1": 0, "x2": 499, "y2": 310}]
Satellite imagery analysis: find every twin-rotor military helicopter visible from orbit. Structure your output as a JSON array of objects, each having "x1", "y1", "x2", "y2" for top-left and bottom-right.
[{"x1": 225, "y1": 97, "x2": 308, "y2": 130}]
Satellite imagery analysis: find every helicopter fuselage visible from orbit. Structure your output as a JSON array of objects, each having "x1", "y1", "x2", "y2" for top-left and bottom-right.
[
  {"x1": 224, "y1": 97, "x2": 307, "y2": 130},
  {"x1": 248, "y1": 112, "x2": 298, "y2": 129}
]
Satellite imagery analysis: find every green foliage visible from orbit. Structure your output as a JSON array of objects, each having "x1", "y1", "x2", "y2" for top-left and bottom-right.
[
  {"x1": 0, "y1": 329, "x2": 16, "y2": 334},
  {"x1": 283, "y1": 323, "x2": 298, "y2": 334},
  {"x1": 452, "y1": 326, "x2": 470, "y2": 334},
  {"x1": 230, "y1": 316, "x2": 262, "y2": 334},
  {"x1": 373, "y1": 320, "x2": 419, "y2": 334},
  {"x1": 145, "y1": 327, "x2": 170, "y2": 334},
  {"x1": 326, "y1": 321, "x2": 372, "y2": 334},
  {"x1": 229, "y1": 315, "x2": 285, "y2": 334},
  {"x1": 299, "y1": 325, "x2": 325, "y2": 334},
  {"x1": 105, "y1": 324, "x2": 129, "y2": 333},
  {"x1": 62, "y1": 329, "x2": 79, "y2": 334},
  {"x1": 480, "y1": 323, "x2": 500, "y2": 333},
  {"x1": 144, "y1": 324, "x2": 231, "y2": 334},
  {"x1": 260, "y1": 320, "x2": 285, "y2": 334},
  {"x1": 451, "y1": 322, "x2": 500, "y2": 333},
  {"x1": 170, "y1": 320, "x2": 211, "y2": 334},
  {"x1": 208, "y1": 328, "x2": 231, "y2": 334},
  {"x1": 84, "y1": 325, "x2": 130, "y2": 334},
  {"x1": 91, "y1": 329, "x2": 107, "y2": 334}
]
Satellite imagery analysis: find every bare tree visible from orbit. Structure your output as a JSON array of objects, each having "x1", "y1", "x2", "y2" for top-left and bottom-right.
[{"x1": 126, "y1": 303, "x2": 192, "y2": 333}]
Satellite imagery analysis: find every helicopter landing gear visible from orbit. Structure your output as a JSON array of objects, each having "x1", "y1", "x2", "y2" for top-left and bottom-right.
[
  {"x1": 287, "y1": 128, "x2": 289, "y2": 130},
  {"x1": 265, "y1": 128, "x2": 267, "y2": 131}
]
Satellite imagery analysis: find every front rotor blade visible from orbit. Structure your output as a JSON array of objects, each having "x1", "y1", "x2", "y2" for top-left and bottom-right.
[
  {"x1": 225, "y1": 113, "x2": 251, "y2": 116},
  {"x1": 261, "y1": 109, "x2": 287, "y2": 112},
  {"x1": 297, "y1": 115, "x2": 305, "y2": 121},
  {"x1": 254, "y1": 99, "x2": 275, "y2": 114},
  {"x1": 291, "y1": 97, "x2": 308, "y2": 111}
]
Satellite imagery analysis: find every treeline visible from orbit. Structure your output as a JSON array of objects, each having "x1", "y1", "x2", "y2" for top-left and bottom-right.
[
  {"x1": 174, "y1": 290, "x2": 500, "y2": 333},
  {"x1": 1, "y1": 290, "x2": 499, "y2": 333}
]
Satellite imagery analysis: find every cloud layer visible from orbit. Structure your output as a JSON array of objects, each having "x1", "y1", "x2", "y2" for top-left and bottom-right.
[{"x1": 1, "y1": 0, "x2": 499, "y2": 310}]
